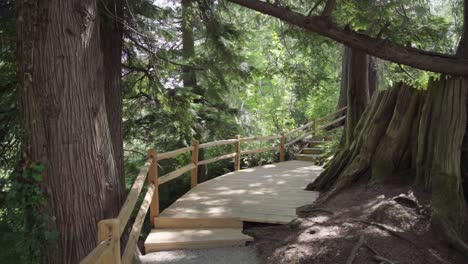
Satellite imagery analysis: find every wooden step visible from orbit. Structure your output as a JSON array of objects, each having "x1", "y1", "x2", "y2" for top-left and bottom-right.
[
  {"x1": 294, "y1": 154, "x2": 322, "y2": 162},
  {"x1": 302, "y1": 148, "x2": 323, "y2": 155},
  {"x1": 154, "y1": 217, "x2": 243, "y2": 229},
  {"x1": 145, "y1": 228, "x2": 253, "y2": 252},
  {"x1": 308, "y1": 140, "x2": 330, "y2": 147}
]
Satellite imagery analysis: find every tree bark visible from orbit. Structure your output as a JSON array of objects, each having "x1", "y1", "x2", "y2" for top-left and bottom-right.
[
  {"x1": 100, "y1": 0, "x2": 126, "y2": 217},
  {"x1": 227, "y1": 0, "x2": 468, "y2": 76},
  {"x1": 17, "y1": 0, "x2": 124, "y2": 262},
  {"x1": 458, "y1": 0, "x2": 468, "y2": 200},
  {"x1": 345, "y1": 48, "x2": 370, "y2": 146},
  {"x1": 308, "y1": 78, "x2": 468, "y2": 257}
]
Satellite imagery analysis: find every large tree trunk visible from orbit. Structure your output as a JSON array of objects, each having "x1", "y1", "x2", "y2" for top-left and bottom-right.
[
  {"x1": 17, "y1": 0, "x2": 124, "y2": 262},
  {"x1": 100, "y1": 0, "x2": 126, "y2": 216},
  {"x1": 458, "y1": 0, "x2": 468, "y2": 201},
  {"x1": 308, "y1": 78, "x2": 468, "y2": 257},
  {"x1": 345, "y1": 48, "x2": 370, "y2": 146},
  {"x1": 337, "y1": 47, "x2": 376, "y2": 145}
]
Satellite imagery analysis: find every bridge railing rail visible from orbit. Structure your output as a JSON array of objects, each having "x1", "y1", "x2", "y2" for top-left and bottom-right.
[{"x1": 80, "y1": 106, "x2": 347, "y2": 264}]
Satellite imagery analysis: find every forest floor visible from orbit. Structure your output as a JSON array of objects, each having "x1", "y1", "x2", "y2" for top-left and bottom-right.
[{"x1": 244, "y1": 180, "x2": 468, "y2": 264}]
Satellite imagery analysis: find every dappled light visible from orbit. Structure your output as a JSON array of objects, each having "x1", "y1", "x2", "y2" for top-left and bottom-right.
[{"x1": 159, "y1": 161, "x2": 322, "y2": 223}]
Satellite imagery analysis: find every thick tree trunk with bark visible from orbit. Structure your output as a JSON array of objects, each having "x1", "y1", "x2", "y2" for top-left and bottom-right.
[
  {"x1": 345, "y1": 48, "x2": 370, "y2": 146},
  {"x1": 17, "y1": 0, "x2": 125, "y2": 262},
  {"x1": 336, "y1": 46, "x2": 377, "y2": 144},
  {"x1": 308, "y1": 78, "x2": 468, "y2": 257},
  {"x1": 100, "y1": 0, "x2": 126, "y2": 217}
]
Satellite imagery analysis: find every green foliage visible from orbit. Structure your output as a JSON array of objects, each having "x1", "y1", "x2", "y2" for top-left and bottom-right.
[{"x1": 0, "y1": 164, "x2": 57, "y2": 264}]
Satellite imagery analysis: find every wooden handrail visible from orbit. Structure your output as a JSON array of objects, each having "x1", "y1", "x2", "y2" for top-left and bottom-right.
[
  {"x1": 198, "y1": 152, "x2": 237, "y2": 166},
  {"x1": 81, "y1": 108, "x2": 347, "y2": 264},
  {"x1": 285, "y1": 121, "x2": 314, "y2": 136},
  {"x1": 285, "y1": 132, "x2": 309, "y2": 147},
  {"x1": 158, "y1": 146, "x2": 193, "y2": 161},
  {"x1": 320, "y1": 115, "x2": 346, "y2": 130},
  {"x1": 158, "y1": 163, "x2": 196, "y2": 185},
  {"x1": 316, "y1": 106, "x2": 347, "y2": 122},
  {"x1": 199, "y1": 139, "x2": 238, "y2": 149},
  {"x1": 121, "y1": 183, "x2": 156, "y2": 263},
  {"x1": 117, "y1": 159, "x2": 152, "y2": 235},
  {"x1": 80, "y1": 239, "x2": 113, "y2": 264},
  {"x1": 240, "y1": 135, "x2": 281, "y2": 142}
]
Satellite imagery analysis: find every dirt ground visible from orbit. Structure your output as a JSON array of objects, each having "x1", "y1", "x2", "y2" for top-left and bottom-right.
[{"x1": 244, "y1": 181, "x2": 468, "y2": 264}]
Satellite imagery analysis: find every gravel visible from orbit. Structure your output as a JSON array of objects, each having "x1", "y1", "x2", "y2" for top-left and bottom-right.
[{"x1": 139, "y1": 246, "x2": 259, "y2": 264}]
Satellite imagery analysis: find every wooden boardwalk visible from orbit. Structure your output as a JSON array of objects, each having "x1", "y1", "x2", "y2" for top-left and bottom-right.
[
  {"x1": 145, "y1": 160, "x2": 322, "y2": 252},
  {"x1": 158, "y1": 160, "x2": 322, "y2": 224}
]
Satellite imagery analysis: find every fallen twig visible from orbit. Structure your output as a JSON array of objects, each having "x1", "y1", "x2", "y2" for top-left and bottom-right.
[
  {"x1": 374, "y1": 255, "x2": 396, "y2": 264},
  {"x1": 346, "y1": 235, "x2": 365, "y2": 264},
  {"x1": 349, "y1": 219, "x2": 416, "y2": 246}
]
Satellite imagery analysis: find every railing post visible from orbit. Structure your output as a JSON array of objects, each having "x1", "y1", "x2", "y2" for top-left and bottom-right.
[
  {"x1": 147, "y1": 149, "x2": 159, "y2": 228},
  {"x1": 312, "y1": 118, "x2": 317, "y2": 137},
  {"x1": 97, "y1": 219, "x2": 121, "y2": 264},
  {"x1": 234, "y1": 135, "x2": 241, "y2": 171},
  {"x1": 191, "y1": 140, "x2": 199, "y2": 188},
  {"x1": 280, "y1": 132, "x2": 285, "y2": 162}
]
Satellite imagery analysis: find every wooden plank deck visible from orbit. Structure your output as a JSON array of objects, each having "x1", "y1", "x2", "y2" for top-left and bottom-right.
[{"x1": 158, "y1": 160, "x2": 323, "y2": 224}]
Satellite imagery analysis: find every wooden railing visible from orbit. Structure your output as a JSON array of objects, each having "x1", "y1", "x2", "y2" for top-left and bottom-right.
[{"x1": 80, "y1": 106, "x2": 347, "y2": 264}]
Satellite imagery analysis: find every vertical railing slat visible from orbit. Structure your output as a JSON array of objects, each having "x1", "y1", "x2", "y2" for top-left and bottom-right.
[
  {"x1": 191, "y1": 140, "x2": 199, "y2": 188},
  {"x1": 147, "y1": 149, "x2": 159, "y2": 227}
]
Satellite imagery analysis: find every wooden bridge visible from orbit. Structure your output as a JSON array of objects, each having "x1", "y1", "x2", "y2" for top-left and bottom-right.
[{"x1": 80, "y1": 107, "x2": 347, "y2": 264}]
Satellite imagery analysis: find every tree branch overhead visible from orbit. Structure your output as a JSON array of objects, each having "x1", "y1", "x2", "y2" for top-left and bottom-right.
[{"x1": 227, "y1": 0, "x2": 468, "y2": 76}]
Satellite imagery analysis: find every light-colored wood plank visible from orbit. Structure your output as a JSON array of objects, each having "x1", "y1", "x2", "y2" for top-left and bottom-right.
[
  {"x1": 158, "y1": 146, "x2": 194, "y2": 161},
  {"x1": 285, "y1": 133, "x2": 310, "y2": 147},
  {"x1": 199, "y1": 139, "x2": 238, "y2": 149},
  {"x1": 285, "y1": 122, "x2": 313, "y2": 137},
  {"x1": 319, "y1": 115, "x2": 346, "y2": 130},
  {"x1": 198, "y1": 152, "x2": 237, "y2": 166},
  {"x1": 80, "y1": 240, "x2": 113, "y2": 264},
  {"x1": 156, "y1": 161, "x2": 321, "y2": 227},
  {"x1": 240, "y1": 135, "x2": 281, "y2": 142},
  {"x1": 234, "y1": 135, "x2": 241, "y2": 171},
  {"x1": 191, "y1": 140, "x2": 199, "y2": 188},
  {"x1": 122, "y1": 183, "x2": 155, "y2": 264},
  {"x1": 316, "y1": 106, "x2": 347, "y2": 122},
  {"x1": 159, "y1": 163, "x2": 196, "y2": 185},
  {"x1": 147, "y1": 150, "x2": 159, "y2": 226},
  {"x1": 117, "y1": 159, "x2": 151, "y2": 234},
  {"x1": 97, "y1": 219, "x2": 120, "y2": 264},
  {"x1": 145, "y1": 228, "x2": 253, "y2": 252},
  {"x1": 154, "y1": 217, "x2": 243, "y2": 229}
]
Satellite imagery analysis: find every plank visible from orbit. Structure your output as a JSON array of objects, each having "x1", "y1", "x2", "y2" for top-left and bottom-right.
[
  {"x1": 199, "y1": 139, "x2": 238, "y2": 149},
  {"x1": 122, "y1": 183, "x2": 155, "y2": 263},
  {"x1": 285, "y1": 122, "x2": 314, "y2": 137},
  {"x1": 158, "y1": 146, "x2": 193, "y2": 161},
  {"x1": 80, "y1": 240, "x2": 113, "y2": 264},
  {"x1": 240, "y1": 135, "x2": 281, "y2": 142},
  {"x1": 316, "y1": 106, "x2": 347, "y2": 122},
  {"x1": 145, "y1": 228, "x2": 253, "y2": 252},
  {"x1": 154, "y1": 217, "x2": 243, "y2": 229},
  {"x1": 319, "y1": 115, "x2": 346, "y2": 130},
  {"x1": 198, "y1": 152, "x2": 237, "y2": 166},
  {"x1": 117, "y1": 158, "x2": 151, "y2": 235},
  {"x1": 158, "y1": 163, "x2": 196, "y2": 185}
]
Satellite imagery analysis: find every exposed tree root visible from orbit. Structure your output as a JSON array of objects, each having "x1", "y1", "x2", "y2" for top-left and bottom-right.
[
  {"x1": 346, "y1": 235, "x2": 364, "y2": 264},
  {"x1": 307, "y1": 78, "x2": 468, "y2": 259}
]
